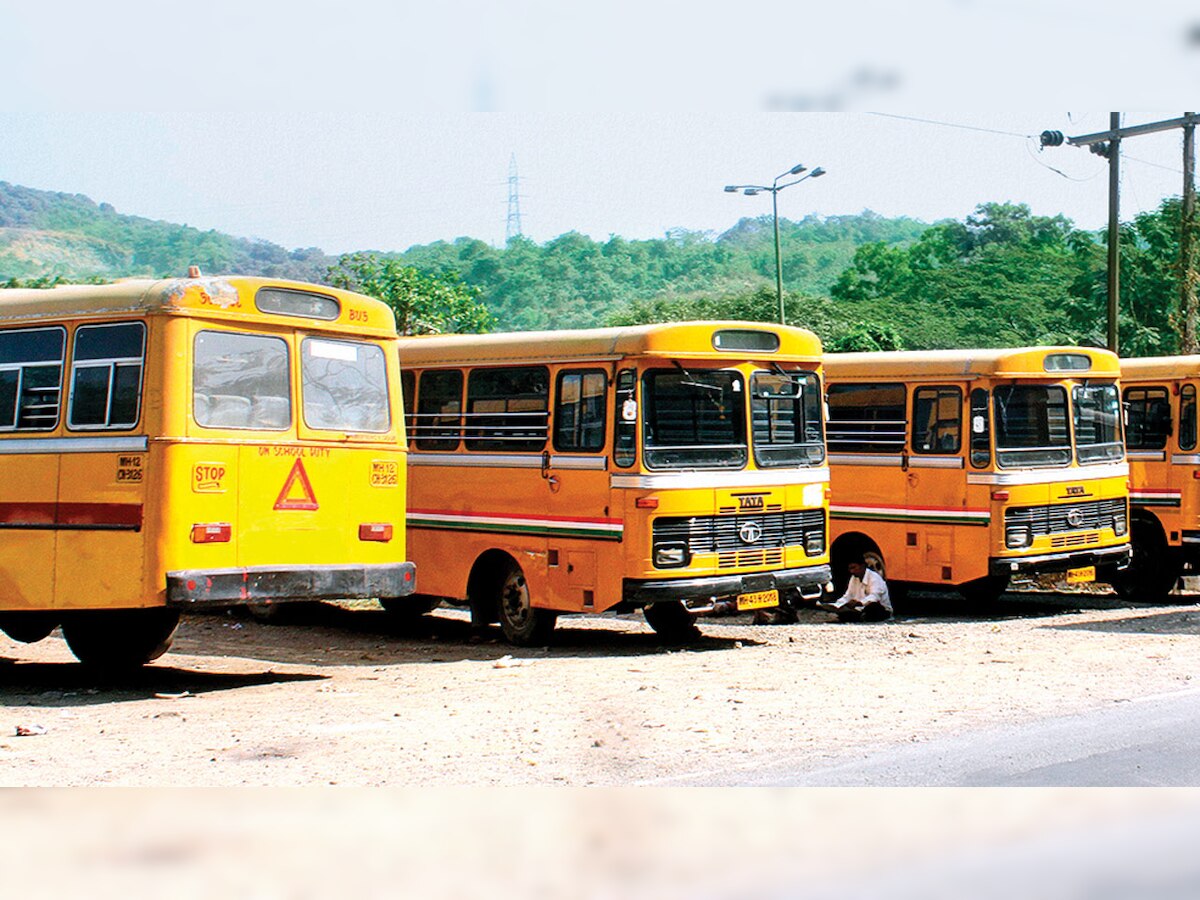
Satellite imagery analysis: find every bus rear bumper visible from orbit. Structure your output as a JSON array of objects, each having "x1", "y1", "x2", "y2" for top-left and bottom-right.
[
  {"x1": 988, "y1": 544, "x2": 1131, "y2": 579},
  {"x1": 165, "y1": 562, "x2": 416, "y2": 607},
  {"x1": 622, "y1": 565, "x2": 833, "y2": 614}
]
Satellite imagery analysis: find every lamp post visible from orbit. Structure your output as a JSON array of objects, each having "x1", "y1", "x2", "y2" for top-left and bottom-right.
[{"x1": 725, "y1": 164, "x2": 826, "y2": 325}]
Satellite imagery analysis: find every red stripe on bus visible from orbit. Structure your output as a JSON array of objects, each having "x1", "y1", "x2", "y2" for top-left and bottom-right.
[
  {"x1": 407, "y1": 507, "x2": 623, "y2": 527},
  {"x1": 0, "y1": 502, "x2": 143, "y2": 529}
]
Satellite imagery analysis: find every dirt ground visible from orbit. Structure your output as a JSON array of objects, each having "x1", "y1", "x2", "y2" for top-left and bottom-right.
[{"x1": 3, "y1": 589, "x2": 1200, "y2": 786}]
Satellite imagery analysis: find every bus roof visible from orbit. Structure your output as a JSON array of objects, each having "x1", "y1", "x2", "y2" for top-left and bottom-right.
[
  {"x1": 395, "y1": 321, "x2": 823, "y2": 366},
  {"x1": 1121, "y1": 356, "x2": 1200, "y2": 379},
  {"x1": 0, "y1": 275, "x2": 397, "y2": 338},
  {"x1": 826, "y1": 347, "x2": 1121, "y2": 379}
]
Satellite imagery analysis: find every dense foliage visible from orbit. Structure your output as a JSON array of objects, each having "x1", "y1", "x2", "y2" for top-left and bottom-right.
[{"x1": 2, "y1": 180, "x2": 1195, "y2": 357}]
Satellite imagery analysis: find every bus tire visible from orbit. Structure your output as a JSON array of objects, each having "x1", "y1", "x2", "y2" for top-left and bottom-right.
[
  {"x1": 61, "y1": 608, "x2": 180, "y2": 669},
  {"x1": 495, "y1": 561, "x2": 556, "y2": 646},
  {"x1": 1112, "y1": 517, "x2": 1182, "y2": 603},
  {"x1": 643, "y1": 601, "x2": 701, "y2": 644},
  {"x1": 380, "y1": 595, "x2": 440, "y2": 619},
  {"x1": 0, "y1": 612, "x2": 58, "y2": 644}
]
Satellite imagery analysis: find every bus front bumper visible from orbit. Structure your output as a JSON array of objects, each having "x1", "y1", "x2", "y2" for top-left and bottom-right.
[
  {"x1": 988, "y1": 544, "x2": 1130, "y2": 579},
  {"x1": 165, "y1": 562, "x2": 416, "y2": 608},
  {"x1": 622, "y1": 564, "x2": 833, "y2": 614}
]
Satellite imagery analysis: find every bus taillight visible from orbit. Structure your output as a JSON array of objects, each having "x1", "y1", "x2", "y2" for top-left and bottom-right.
[
  {"x1": 991, "y1": 490, "x2": 1010, "y2": 501},
  {"x1": 191, "y1": 523, "x2": 231, "y2": 543},
  {"x1": 359, "y1": 523, "x2": 393, "y2": 542}
]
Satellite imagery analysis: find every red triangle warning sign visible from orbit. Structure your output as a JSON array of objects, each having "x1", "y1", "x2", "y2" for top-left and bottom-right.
[{"x1": 274, "y1": 459, "x2": 319, "y2": 511}]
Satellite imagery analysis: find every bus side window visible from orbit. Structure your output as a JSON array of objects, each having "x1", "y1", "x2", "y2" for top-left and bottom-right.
[
  {"x1": 415, "y1": 369, "x2": 463, "y2": 451},
  {"x1": 614, "y1": 368, "x2": 637, "y2": 468},
  {"x1": 912, "y1": 385, "x2": 962, "y2": 454},
  {"x1": 1123, "y1": 386, "x2": 1171, "y2": 450},
  {"x1": 465, "y1": 367, "x2": 549, "y2": 452},
  {"x1": 401, "y1": 370, "x2": 415, "y2": 437},
  {"x1": 826, "y1": 383, "x2": 906, "y2": 454},
  {"x1": 969, "y1": 388, "x2": 990, "y2": 468},
  {"x1": 554, "y1": 369, "x2": 607, "y2": 453},
  {"x1": 68, "y1": 322, "x2": 146, "y2": 430},
  {"x1": 194, "y1": 330, "x2": 291, "y2": 431},
  {"x1": 1181, "y1": 385, "x2": 1197, "y2": 452},
  {"x1": 0, "y1": 326, "x2": 66, "y2": 432}
]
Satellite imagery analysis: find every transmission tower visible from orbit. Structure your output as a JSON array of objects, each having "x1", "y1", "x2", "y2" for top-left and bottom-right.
[{"x1": 506, "y1": 153, "x2": 523, "y2": 242}]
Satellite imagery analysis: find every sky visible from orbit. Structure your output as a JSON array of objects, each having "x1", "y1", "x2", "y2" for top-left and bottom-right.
[{"x1": 1, "y1": 1, "x2": 1198, "y2": 254}]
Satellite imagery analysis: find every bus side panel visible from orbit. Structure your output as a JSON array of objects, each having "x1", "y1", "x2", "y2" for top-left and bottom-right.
[
  {"x1": 0, "y1": 453, "x2": 59, "y2": 611},
  {"x1": 55, "y1": 450, "x2": 147, "y2": 609},
  {"x1": 829, "y1": 460, "x2": 906, "y2": 579}
]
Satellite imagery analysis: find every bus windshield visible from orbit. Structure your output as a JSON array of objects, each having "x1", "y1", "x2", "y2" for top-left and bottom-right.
[
  {"x1": 643, "y1": 368, "x2": 746, "y2": 469},
  {"x1": 750, "y1": 369, "x2": 825, "y2": 467},
  {"x1": 1073, "y1": 382, "x2": 1124, "y2": 464},
  {"x1": 993, "y1": 384, "x2": 1071, "y2": 468}
]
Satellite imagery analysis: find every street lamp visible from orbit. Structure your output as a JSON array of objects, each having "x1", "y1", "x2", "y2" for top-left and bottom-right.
[{"x1": 725, "y1": 163, "x2": 827, "y2": 325}]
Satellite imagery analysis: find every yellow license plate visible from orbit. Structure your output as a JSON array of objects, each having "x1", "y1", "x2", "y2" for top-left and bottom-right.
[
  {"x1": 1066, "y1": 566, "x2": 1096, "y2": 585},
  {"x1": 736, "y1": 589, "x2": 779, "y2": 611}
]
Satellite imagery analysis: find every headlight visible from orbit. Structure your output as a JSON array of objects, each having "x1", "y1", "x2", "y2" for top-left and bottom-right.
[
  {"x1": 1113, "y1": 514, "x2": 1128, "y2": 537},
  {"x1": 1005, "y1": 526, "x2": 1032, "y2": 549},
  {"x1": 654, "y1": 542, "x2": 689, "y2": 568},
  {"x1": 805, "y1": 531, "x2": 825, "y2": 556}
]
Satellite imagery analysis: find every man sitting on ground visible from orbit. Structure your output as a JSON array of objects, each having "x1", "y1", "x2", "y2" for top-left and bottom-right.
[{"x1": 816, "y1": 557, "x2": 893, "y2": 622}]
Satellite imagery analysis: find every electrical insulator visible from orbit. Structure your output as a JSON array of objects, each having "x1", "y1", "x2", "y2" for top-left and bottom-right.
[
  {"x1": 1040, "y1": 130, "x2": 1065, "y2": 147},
  {"x1": 1089, "y1": 142, "x2": 1111, "y2": 158}
]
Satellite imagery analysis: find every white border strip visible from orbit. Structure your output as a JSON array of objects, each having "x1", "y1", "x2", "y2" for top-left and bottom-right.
[
  {"x1": 407, "y1": 452, "x2": 608, "y2": 471},
  {"x1": 1128, "y1": 450, "x2": 1166, "y2": 461},
  {"x1": 1172, "y1": 454, "x2": 1200, "y2": 465},
  {"x1": 410, "y1": 510, "x2": 623, "y2": 534},
  {"x1": 966, "y1": 462, "x2": 1128, "y2": 486},
  {"x1": 827, "y1": 454, "x2": 903, "y2": 467},
  {"x1": 0, "y1": 435, "x2": 149, "y2": 455},
  {"x1": 909, "y1": 457, "x2": 965, "y2": 469},
  {"x1": 611, "y1": 468, "x2": 830, "y2": 490},
  {"x1": 831, "y1": 503, "x2": 991, "y2": 522}
]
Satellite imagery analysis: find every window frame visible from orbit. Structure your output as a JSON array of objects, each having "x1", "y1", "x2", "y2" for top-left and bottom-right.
[
  {"x1": 553, "y1": 367, "x2": 608, "y2": 454},
  {"x1": 641, "y1": 366, "x2": 747, "y2": 471},
  {"x1": 826, "y1": 382, "x2": 908, "y2": 455},
  {"x1": 66, "y1": 321, "x2": 147, "y2": 432},
  {"x1": 464, "y1": 365, "x2": 550, "y2": 453},
  {"x1": 911, "y1": 385, "x2": 963, "y2": 456},
  {"x1": 299, "y1": 336, "x2": 391, "y2": 435},
  {"x1": 413, "y1": 368, "x2": 464, "y2": 451},
  {"x1": 969, "y1": 387, "x2": 991, "y2": 469},
  {"x1": 1181, "y1": 384, "x2": 1197, "y2": 452},
  {"x1": 613, "y1": 367, "x2": 638, "y2": 469},
  {"x1": 1122, "y1": 385, "x2": 1172, "y2": 451},
  {"x1": 192, "y1": 328, "x2": 293, "y2": 432},
  {"x1": 749, "y1": 368, "x2": 826, "y2": 468},
  {"x1": 0, "y1": 325, "x2": 67, "y2": 433}
]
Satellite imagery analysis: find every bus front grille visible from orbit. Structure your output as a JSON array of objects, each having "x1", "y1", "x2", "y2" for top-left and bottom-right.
[
  {"x1": 1005, "y1": 498, "x2": 1126, "y2": 537},
  {"x1": 654, "y1": 509, "x2": 825, "y2": 567}
]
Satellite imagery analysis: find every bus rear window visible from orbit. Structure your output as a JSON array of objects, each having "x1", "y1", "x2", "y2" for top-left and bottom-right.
[
  {"x1": 194, "y1": 331, "x2": 291, "y2": 430},
  {"x1": 302, "y1": 339, "x2": 390, "y2": 433},
  {"x1": 0, "y1": 326, "x2": 65, "y2": 432}
]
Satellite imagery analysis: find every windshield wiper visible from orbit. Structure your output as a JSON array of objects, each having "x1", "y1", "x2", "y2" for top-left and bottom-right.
[{"x1": 672, "y1": 360, "x2": 722, "y2": 392}]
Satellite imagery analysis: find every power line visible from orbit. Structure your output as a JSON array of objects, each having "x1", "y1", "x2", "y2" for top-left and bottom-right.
[{"x1": 864, "y1": 112, "x2": 1035, "y2": 139}]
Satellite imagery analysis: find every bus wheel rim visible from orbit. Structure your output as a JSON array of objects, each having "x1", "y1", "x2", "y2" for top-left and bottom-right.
[{"x1": 501, "y1": 571, "x2": 531, "y2": 628}]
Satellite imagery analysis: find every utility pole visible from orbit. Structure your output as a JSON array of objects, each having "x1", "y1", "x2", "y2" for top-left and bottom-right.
[
  {"x1": 1106, "y1": 112, "x2": 1121, "y2": 354},
  {"x1": 1041, "y1": 113, "x2": 1200, "y2": 355},
  {"x1": 1182, "y1": 114, "x2": 1198, "y2": 353},
  {"x1": 505, "y1": 154, "x2": 523, "y2": 244}
]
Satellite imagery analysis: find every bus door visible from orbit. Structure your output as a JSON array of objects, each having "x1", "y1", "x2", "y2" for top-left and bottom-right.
[
  {"x1": 904, "y1": 384, "x2": 968, "y2": 585},
  {"x1": 544, "y1": 367, "x2": 613, "y2": 612},
  {"x1": 55, "y1": 322, "x2": 149, "y2": 608}
]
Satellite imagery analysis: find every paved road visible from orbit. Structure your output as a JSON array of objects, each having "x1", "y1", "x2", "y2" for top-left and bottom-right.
[{"x1": 666, "y1": 685, "x2": 1200, "y2": 786}]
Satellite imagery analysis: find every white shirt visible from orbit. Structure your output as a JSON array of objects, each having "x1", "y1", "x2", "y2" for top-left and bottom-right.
[{"x1": 838, "y1": 567, "x2": 892, "y2": 613}]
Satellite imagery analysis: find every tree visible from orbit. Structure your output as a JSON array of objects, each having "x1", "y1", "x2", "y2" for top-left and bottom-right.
[{"x1": 327, "y1": 253, "x2": 493, "y2": 335}]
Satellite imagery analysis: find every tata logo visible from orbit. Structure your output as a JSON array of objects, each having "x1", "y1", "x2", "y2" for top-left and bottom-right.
[
  {"x1": 1064, "y1": 486, "x2": 1086, "y2": 497},
  {"x1": 737, "y1": 495, "x2": 766, "y2": 511},
  {"x1": 739, "y1": 521, "x2": 763, "y2": 544},
  {"x1": 1066, "y1": 509, "x2": 1085, "y2": 528}
]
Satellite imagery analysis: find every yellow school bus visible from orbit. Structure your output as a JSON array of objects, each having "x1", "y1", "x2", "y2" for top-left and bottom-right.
[
  {"x1": 396, "y1": 321, "x2": 832, "y2": 645},
  {"x1": 825, "y1": 347, "x2": 1131, "y2": 601},
  {"x1": 1115, "y1": 356, "x2": 1200, "y2": 600},
  {"x1": 0, "y1": 272, "x2": 414, "y2": 667}
]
